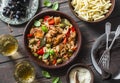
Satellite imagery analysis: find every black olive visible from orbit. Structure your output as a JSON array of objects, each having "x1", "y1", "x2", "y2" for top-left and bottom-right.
[
  {"x1": 2, "y1": 0, "x2": 28, "y2": 20},
  {"x1": 15, "y1": 15, "x2": 20, "y2": 19}
]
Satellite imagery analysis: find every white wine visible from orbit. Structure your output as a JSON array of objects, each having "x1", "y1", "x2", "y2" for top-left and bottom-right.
[
  {"x1": 14, "y1": 61, "x2": 35, "y2": 83},
  {"x1": 0, "y1": 34, "x2": 18, "y2": 56}
]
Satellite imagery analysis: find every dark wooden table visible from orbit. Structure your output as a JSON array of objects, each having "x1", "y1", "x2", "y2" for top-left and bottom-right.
[{"x1": 0, "y1": 0, "x2": 120, "y2": 83}]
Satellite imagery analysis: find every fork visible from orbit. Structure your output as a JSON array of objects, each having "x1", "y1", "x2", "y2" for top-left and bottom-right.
[
  {"x1": 98, "y1": 25, "x2": 120, "y2": 71},
  {"x1": 98, "y1": 22, "x2": 111, "y2": 70}
]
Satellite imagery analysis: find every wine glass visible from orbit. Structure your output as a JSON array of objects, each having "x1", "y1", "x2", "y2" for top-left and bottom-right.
[
  {"x1": 0, "y1": 34, "x2": 36, "y2": 83},
  {"x1": 14, "y1": 60, "x2": 36, "y2": 83},
  {"x1": 0, "y1": 34, "x2": 18, "y2": 56},
  {"x1": 0, "y1": 35, "x2": 36, "y2": 83}
]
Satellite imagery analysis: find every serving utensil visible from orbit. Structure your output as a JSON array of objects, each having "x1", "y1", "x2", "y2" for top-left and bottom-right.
[
  {"x1": 98, "y1": 25, "x2": 120, "y2": 72},
  {"x1": 98, "y1": 22, "x2": 111, "y2": 70},
  {"x1": 74, "y1": 70, "x2": 80, "y2": 83}
]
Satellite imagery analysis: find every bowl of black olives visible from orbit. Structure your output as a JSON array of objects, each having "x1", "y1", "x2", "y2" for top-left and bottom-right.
[{"x1": 0, "y1": 0, "x2": 39, "y2": 25}]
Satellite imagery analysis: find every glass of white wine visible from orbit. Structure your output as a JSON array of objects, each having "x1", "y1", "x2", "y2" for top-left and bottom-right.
[
  {"x1": 0, "y1": 35, "x2": 36, "y2": 83},
  {"x1": 0, "y1": 34, "x2": 36, "y2": 83},
  {"x1": 14, "y1": 60, "x2": 36, "y2": 83},
  {"x1": 0, "y1": 34, "x2": 18, "y2": 56}
]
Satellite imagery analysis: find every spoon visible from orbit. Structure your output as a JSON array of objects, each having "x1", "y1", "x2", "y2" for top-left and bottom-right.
[{"x1": 74, "y1": 70, "x2": 80, "y2": 83}]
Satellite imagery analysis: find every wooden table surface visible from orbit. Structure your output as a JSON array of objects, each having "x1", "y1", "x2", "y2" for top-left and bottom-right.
[{"x1": 0, "y1": 0, "x2": 120, "y2": 83}]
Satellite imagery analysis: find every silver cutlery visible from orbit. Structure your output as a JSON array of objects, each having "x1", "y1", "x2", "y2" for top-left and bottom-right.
[
  {"x1": 74, "y1": 70, "x2": 80, "y2": 83},
  {"x1": 98, "y1": 24, "x2": 120, "y2": 71},
  {"x1": 98, "y1": 22, "x2": 111, "y2": 70}
]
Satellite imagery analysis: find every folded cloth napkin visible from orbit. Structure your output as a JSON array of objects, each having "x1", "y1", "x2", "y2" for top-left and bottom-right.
[{"x1": 94, "y1": 38, "x2": 120, "y2": 80}]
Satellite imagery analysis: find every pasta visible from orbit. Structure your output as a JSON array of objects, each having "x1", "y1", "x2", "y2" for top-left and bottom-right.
[
  {"x1": 71, "y1": 0, "x2": 112, "y2": 21},
  {"x1": 27, "y1": 16, "x2": 77, "y2": 66}
]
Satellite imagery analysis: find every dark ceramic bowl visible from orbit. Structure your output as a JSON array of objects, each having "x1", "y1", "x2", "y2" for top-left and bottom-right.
[
  {"x1": 66, "y1": 64, "x2": 94, "y2": 83},
  {"x1": 23, "y1": 11, "x2": 82, "y2": 70},
  {"x1": 68, "y1": 0, "x2": 115, "y2": 23},
  {"x1": 91, "y1": 31, "x2": 120, "y2": 79}
]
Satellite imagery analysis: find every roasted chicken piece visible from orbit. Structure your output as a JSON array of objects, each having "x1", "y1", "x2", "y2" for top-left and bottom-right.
[
  {"x1": 34, "y1": 29, "x2": 44, "y2": 38},
  {"x1": 68, "y1": 31, "x2": 76, "y2": 41},
  {"x1": 54, "y1": 17, "x2": 61, "y2": 25},
  {"x1": 56, "y1": 27, "x2": 63, "y2": 34},
  {"x1": 46, "y1": 37, "x2": 52, "y2": 43},
  {"x1": 30, "y1": 28, "x2": 44, "y2": 39},
  {"x1": 53, "y1": 34, "x2": 64, "y2": 46},
  {"x1": 46, "y1": 26, "x2": 58, "y2": 37},
  {"x1": 49, "y1": 30, "x2": 58, "y2": 37}
]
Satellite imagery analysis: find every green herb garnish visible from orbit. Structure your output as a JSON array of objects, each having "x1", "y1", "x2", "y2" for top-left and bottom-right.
[
  {"x1": 43, "y1": 52, "x2": 50, "y2": 59},
  {"x1": 52, "y1": 77, "x2": 62, "y2": 83},
  {"x1": 41, "y1": 25, "x2": 48, "y2": 33},
  {"x1": 52, "y1": 2, "x2": 59, "y2": 10},
  {"x1": 44, "y1": 0, "x2": 52, "y2": 7},
  {"x1": 34, "y1": 20, "x2": 41, "y2": 27},
  {"x1": 42, "y1": 70, "x2": 62, "y2": 83},
  {"x1": 44, "y1": 0, "x2": 59, "y2": 11},
  {"x1": 40, "y1": 38, "x2": 46, "y2": 48},
  {"x1": 43, "y1": 49, "x2": 55, "y2": 59},
  {"x1": 49, "y1": 49, "x2": 54, "y2": 55},
  {"x1": 42, "y1": 70, "x2": 51, "y2": 78}
]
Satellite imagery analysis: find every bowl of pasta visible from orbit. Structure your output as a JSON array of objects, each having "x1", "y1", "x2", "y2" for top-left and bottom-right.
[
  {"x1": 68, "y1": 0, "x2": 115, "y2": 23},
  {"x1": 23, "y1": 11, "x2": 82, "y2": 70}
]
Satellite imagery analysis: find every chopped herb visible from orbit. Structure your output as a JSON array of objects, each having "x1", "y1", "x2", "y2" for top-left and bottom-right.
[
  {"x1": 52, "y1": 77, "x2": 62, "y2": 83},
  {"x1": 41, "y1": 25, "x2": 48, "y2": 33},
  {"x1": 34, "y1": 20, "x2": 41, "y2": 27},
  {"x1": 52, "y1": 2, "x2": 59, "y2": 10},
  {"x1": 44, "y1": 0, "x2": 59, "y2": 11},
  {"x1": 58, "y1": 80, "x2": 62, "y2": 83},
  {"x1": 44, "y1": 0, "x2": 52, "y2": 7},
  {"x1": 42, "y1": 70, "x2": 51, "y2": 78},
  {"x1": 49, "y1": 49, "x2": 54, "y2": 55},
  {"x1": 40, "y1": 38, "x2": 46, "y2": 48},
  {"x1": 43, "y1": 52, "x2": 50, "y2": 59}
]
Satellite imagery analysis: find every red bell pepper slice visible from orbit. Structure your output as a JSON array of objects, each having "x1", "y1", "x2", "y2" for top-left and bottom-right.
[
  {"x1": 27, "y1": 34, "x2": 33, "y2": 38},
  {"x1": 66, "y1": 28, "x2": 70, "y2": 37},
  {"x1": 48, "y1": 19, "x2": 55, "y2": 25},
  {"x1": 71, "y1": 27, "x2": 76, "y2": 32},
  {"x1": 63, "y1": 37, "x2": 67, "y2": 44},
  {"x1": 52, "y1": 59, "x2": 57, "y2": 65},
  {"x1": 37, "y1": 48, "x2": 44, "y2": 55},
  {"x1": 44, "y1": 16, "x2": 50, "y2": 21}
]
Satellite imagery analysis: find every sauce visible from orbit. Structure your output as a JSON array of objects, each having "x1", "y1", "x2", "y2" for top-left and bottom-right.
[{"x1": 69, "y1": 67, "x2": 91, "y2": 83}]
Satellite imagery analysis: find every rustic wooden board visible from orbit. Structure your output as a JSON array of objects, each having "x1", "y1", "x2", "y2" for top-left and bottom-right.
[
  {"x1": 0, "y1": 62, "x2": 16, "y2": 83},
  {"x1": 1, "y1": 0, "x2": 120, "y2": 83}
]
